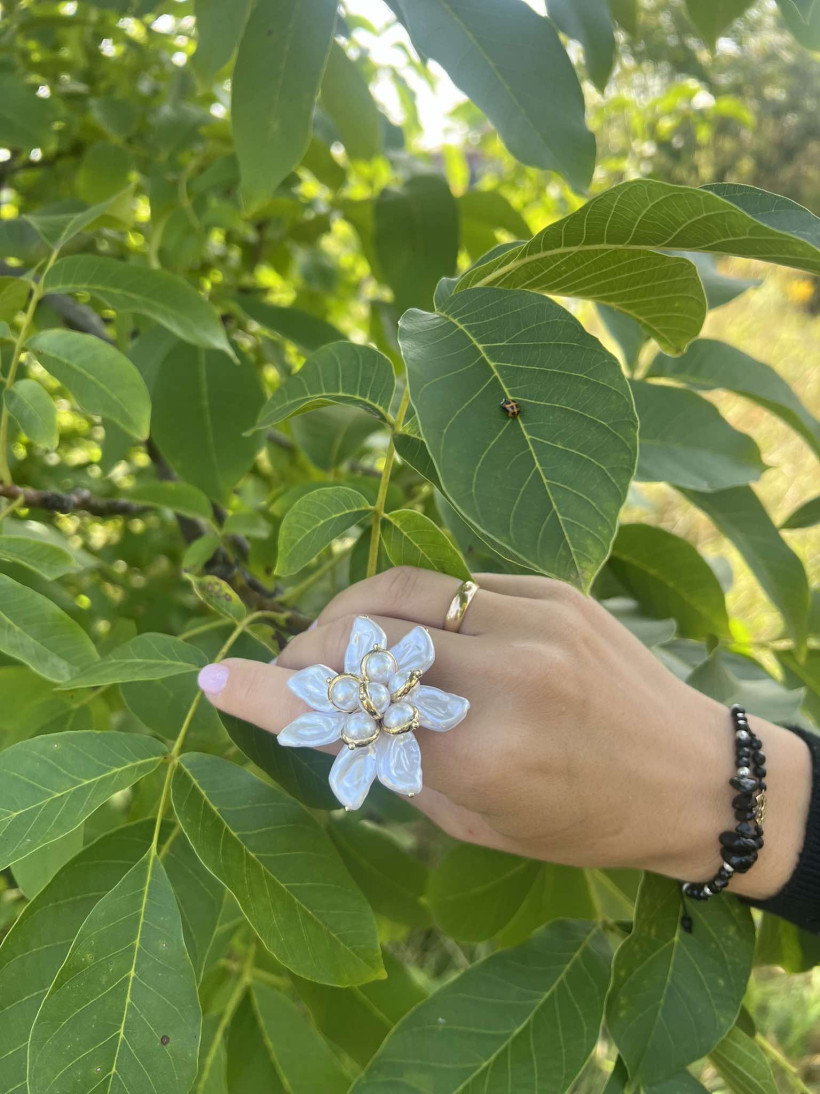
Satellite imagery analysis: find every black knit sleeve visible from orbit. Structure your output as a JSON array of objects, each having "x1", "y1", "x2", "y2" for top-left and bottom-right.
[{"x1": 742, "y1": 724, "x2": 820, "y2": 933}]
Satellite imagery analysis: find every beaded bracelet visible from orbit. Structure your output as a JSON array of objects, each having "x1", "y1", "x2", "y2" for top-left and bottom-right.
[{"x1": 679, "y1": 704, "x2": 766, "y2": 929}]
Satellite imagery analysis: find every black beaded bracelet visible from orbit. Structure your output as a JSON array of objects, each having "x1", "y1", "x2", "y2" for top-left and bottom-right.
[{"x1": 679, "y1": 704, "x2": 766, "y2": 930}]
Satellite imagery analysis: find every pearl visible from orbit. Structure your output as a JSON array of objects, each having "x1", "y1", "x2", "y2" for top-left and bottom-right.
[
  {"x1": 735, "y1": 729, "x2": 750, "y2": 742},
  {"x1": 342, "y1": 711, "x2": 379, "y2": 745},
  {"x1": 360, "y1": 681, "x2": 390, "y2": 715},
  {"x1": 361, "y1": 648, "x2": 397, "y2": 684},
  {"x1": 737, "y1": 766, "x2": 751, "y2": 778},
  {"x1": 329, "y1": 675, "x2": 360, "y2": 712},
  {"x1": 382, "y1": 701, "x2": 417, "y2": 733}
]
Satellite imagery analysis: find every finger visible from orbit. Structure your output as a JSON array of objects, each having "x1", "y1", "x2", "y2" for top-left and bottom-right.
[
  {"x1": 473, "y1": 571, "x2": 575, "y2": 600},
  {"x1": 198, "y1": 659, "x2": 309, "y2": 735},
  {"x1": 315, "y1": 566, "x2": 513, "y2": 635}
]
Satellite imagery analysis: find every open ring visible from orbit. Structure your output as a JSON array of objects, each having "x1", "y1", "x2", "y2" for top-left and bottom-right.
[{"x1": 444, "y1": 579, "x2": 479, "y2": 633}]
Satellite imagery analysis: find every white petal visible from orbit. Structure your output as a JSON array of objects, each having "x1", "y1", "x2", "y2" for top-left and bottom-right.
[
  {"x1": 287, "y1": 664, "x2": 337, "y2": 712},
  {"x1": 389, "y1": 626, "x2": 435, "y2": 674},
  {"x1": 376, "y1": 732, "x2": 423, "y2": 796},
  {"x1": 278, "y1": 711, "x2": 345, "y2": 748},
  {"x1": 414, "y1": 685, "x2": 470, "y2": 732},
  {"x1": 345, "y1": 616, "x2": 388, "y2": 675},
  {"x1": 329, "y1": 745, "x2": 378, "y2": 810}
]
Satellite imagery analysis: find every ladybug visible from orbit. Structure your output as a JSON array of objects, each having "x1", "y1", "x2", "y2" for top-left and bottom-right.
[{"x1": 500, "y1": 398, "x2": 521, "y2": 418}]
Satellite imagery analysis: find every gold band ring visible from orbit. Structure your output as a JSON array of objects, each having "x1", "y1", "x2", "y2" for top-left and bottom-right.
[{"x1": 444, "y1": 579, "x2": 479, "y2": 633}]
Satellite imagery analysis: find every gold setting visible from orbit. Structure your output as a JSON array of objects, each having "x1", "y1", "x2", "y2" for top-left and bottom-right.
[
  {"x1": 390, "y1": 669, "x2": 422, "y2": 701},
  {"x1": 326, "y1": 671, "x2": 360, "y2": 708},
  {"x1": 381, "y1": 704, "x2": 419, "y2": 736},
  {"x1": 754, "y1": 789, "x2": 767, "y2": 825},
  {"x1": 360, "y1": 645, "x2": 398, "y2": 680},
  {"x1": 327, "y1": 643, "x2": 420, "y2": 749}
]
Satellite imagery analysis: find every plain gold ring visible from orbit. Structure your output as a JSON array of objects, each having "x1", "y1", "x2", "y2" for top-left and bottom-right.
[{"x1": 444, "y1": 579, "x2": 479, "y2": 633}]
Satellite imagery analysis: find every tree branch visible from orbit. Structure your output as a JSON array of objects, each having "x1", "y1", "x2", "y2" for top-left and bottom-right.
[{"x1": 0, "y1": 483, "x2": 146, "y2": 516}]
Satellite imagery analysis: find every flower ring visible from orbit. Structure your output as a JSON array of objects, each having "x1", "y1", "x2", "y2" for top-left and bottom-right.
[{"x1": 278, "y1": 616, "x2": 470, "y2": 810}]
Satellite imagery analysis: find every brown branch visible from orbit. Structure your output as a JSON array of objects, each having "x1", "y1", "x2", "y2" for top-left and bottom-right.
[{"x1": 0, "y1": 483, "x2": 146, "y2": 517}]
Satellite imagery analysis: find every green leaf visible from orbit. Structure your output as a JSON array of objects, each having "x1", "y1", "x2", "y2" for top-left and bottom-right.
[
  {"x1": 292, "y1": 404, "x2": 384, "y2": 472},
  {"x1": 4, "y1": 378, "x2": 58, "y2": 449},
  {"x1": 458, "y1": 180, "x2": 820, "y2": 354},
  {"x1": 608, "y1": 523, "x2": 731, "y2": 639},
  {"x1": 390, "y1": 0, "x2": 594, "y2": 191},
  {"x1": 193, "y1": 0, "x2": 253, "y2": 81},
  {"x1": 183, "y1": 533, "x2": 222, "y2": 574},
  {"x1": 0, "y1": 573, "x2": 98, "y2": 681},
  {"x1": 0, "y1": 535, "x2": 81, "y2": 579},
  {"x1": 684, "y1": 251, "x2": 761, "y2": 309},
  {"x1": 235, "y1": 295, "x2": 345, "y2": 353},
  {"x1": 254, "y1": 341, "x2": 396, "y2": 431},
  {"x1": 124, "y1": 480, "x2": 215, "y2": 523},
  {"x1": 394, "y1": 431, "x2": 443, "y2": 489},
  {"x1": 606, "y1": 873, "x2": 755, "y2": 1086},
  {"x1": 374, "y1": 175, "x2": 459, "y2": 312},
  {"x1": 709, "y1": 1024, "x2": 778, "y2": 1094},
  {"x1": 25, "y1": 189, "x2": 131, "y2": 250},
  {"x1": 0, "y1": 821, "x2": 156, "y2": 1094},
  {"x1": 381, "y1": 509, "x2": 471, "y2": 580},
  {"x1": 684, "y1": 0, "x2": 753, "y2": 48},
  {"x1": 27, "y1": 328, "x2": 151, "y2": 439},
  {"x1": 547, "y1": 0, "x2": 616, "y2": 91},
  {"x1": 28, "y1": 850, "x2": 201, "y2": 1094},
  {"x1": 683, "y1": 486, "x2": 810, "y2": 650},
  {"x1": 0, "y1": 74, "x2": 56, "y2": 149},
  {"x1": 604, "y1": 1057, "x2": 709, "y2": 1093},
  {"x1": 186, "y1": 574, "x2": 247, "y2": 622},
  {"x1": 632, "y1": 379, "x2": 764, "y2": 490},
  {"x1": 0, "y1": 276, "x2": 29, "y2": 323},
  {"x1": 458, "y1": 190, "x2": 530, "y2": 263},
  {"x1": 597, "y1": 304, "x2": 647, "y2": 371},
  {"x1": 232, "y1": 0, "x2": 338, "y2": 211},
  {"x1": 0, "y1": 731, "x2": 165, "y2": 870},
  {"x1": 320, "y1": 41, "x2": 383, "y2": 160},
  {"x1": 399, "y1": 287, "x2": 638, "y2": 588},
  {"x1": 781, "y1": 495, "x2": 820, "y2": 530},
  {"x1": 172, "y1": 753, "x2": 384, "y2": 985},
  {"x1": 701, "y1": 182, "x2": 820, "y2": 246},
  {"x1": 353, "y1": 919, "x2": 612, "y2": 1092},
  {"x1": 11, "y1": 824, "x2": 84, "y2": 899},
  {"x1": 163, "y1": 828, "x2": 225, "y2": 981},
  {"x1": 60, "y1": 632, "x2": 204, "y2": 688},
  {"x1": 227, "y1": 984, "x2": 349, "y2": 1094},
  {"x1": 648, "y1": 339, "x2": 820, "y2": 458},
  {"x1": 329, "y1": 816, "x2": 431, "y2": 928},
  {"x1": 278, "y1": 485, "x2": 371, "y2": 576},
  {"x1": 43, "y1": 255, "x2": 234, "y2": 357},
  {"x1": 151, "y1": 343, "x2": 263, "y2": 502}
]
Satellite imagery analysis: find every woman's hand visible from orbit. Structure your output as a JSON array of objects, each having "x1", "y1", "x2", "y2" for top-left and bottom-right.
[{"x1": 197, "y1": 567, "x2": 811, "y2": 901}]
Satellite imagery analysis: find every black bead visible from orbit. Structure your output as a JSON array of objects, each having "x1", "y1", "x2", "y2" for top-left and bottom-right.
[
  {"x1": 734, "y1": 809, "x2": 755, "y2": 822},
  {"x1": 717, "y1": 866, "x2": 733, "y2": 880},
  {"x1": 736, "y1": 820, "x2": 762, "y2": 838},
  {"x1": 680, "y1": 914, "x2": 693, "y2": 933},
  {"x1": 730, "y1": 776, "x2": 758, "y2": 793},
  {"x1": 759, "y1": 781, "x2": 767, "y2": 791},
  {"x1": 753, "y1": 751, "x2": 766, "y2": 765},
  {"x1": 732, "y1": 792, "x2": 754, "y2": 810},
  {"x1": 735, "y1": 750, "x2": 752, "y2": 766},
  {"x1": 754, "y1": 765, "x2": 767, "y2": 778},
  {"x1": 721, "y1": 848, "x2": 758, "y2": 872},
  {"x1": 720, "y1": 831, "x2": 760, "y2": 853},
  {"x1": 750, "y1": 736, "x2": 763, "y2": 750},
  {"x1": 730, "y1": 704, "x2": 744, "y2": 715},
  {"x1": 711, "y1": 876, "x2": 729, "y2": 892}
]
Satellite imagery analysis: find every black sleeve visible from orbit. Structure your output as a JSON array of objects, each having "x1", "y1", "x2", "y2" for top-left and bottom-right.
[{"x1": 742, "y1": 724, "x2": 820, "y2": 933}]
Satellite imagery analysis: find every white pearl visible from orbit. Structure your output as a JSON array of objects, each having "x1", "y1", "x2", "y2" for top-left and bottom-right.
[
  {"x1": 329, "y1": 675, "x2": 359, "y2": 712},
  {"x1": 343, "y1": 711, "x2": 379, "y2": 744},
  {"x1": 737, "y1": 766, "x2": 751, "y2": 778},
  {"x1": 362, "y1": 649, "x2": 395, "y2": 684},
  {"x1": 382, "y1": 701, "x2": 416, "y2": 732},
  {"x1": 361, "y1": 681, "x2": 390, "y2": 715}
]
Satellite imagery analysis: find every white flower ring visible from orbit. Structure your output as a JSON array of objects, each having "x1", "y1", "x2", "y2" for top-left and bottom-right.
[{"x1": 279, "y1": 616, "x2": 470, "y2": 810}]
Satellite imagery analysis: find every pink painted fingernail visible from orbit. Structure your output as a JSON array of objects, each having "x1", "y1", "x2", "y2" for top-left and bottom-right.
[
  {"x1": 198, "y1": 663, "x2": 229, "y2": 696},
  {"x1": 268, "y1": 656, "x2": 278, "y2": 665},
  {"x1": 309, "y1": 619, "x2": 318, "y2": 630}
]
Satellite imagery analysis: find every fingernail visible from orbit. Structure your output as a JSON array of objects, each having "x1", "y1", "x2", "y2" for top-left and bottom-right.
[
  {"x1": 268, "y1": 656, "x2": 278, "y2": 665},
  {"x1": 198, "y1": 663, "x2": 229, "y2": 696},
  {"x1": 309, "y1": 619, "x2": 318, "y2": 630}
]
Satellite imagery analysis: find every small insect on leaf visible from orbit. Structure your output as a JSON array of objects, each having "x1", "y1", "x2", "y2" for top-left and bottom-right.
[
  {"x1": 160, "y1": 1035, "x2": 170, "y2": 1046},
  {"x1": 500, "y1": 398, "x2": 521, "y2": 418}
]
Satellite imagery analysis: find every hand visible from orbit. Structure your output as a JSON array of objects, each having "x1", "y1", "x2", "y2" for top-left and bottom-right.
[{"x1": 198, "y1": 567, "x2": 811, "y2": 900}]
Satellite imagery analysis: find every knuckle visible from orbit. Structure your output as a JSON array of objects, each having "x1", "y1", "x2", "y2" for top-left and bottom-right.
[{"x1": 375, "y1": 565, "x2": 423, "y2": 613}]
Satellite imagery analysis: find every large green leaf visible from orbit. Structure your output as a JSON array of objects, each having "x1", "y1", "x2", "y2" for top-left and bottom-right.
[
  {"x1": 163, "y1": 828, "x2": 225, "y2": 981},
  {"x1": 227, "y1": 983, "x2": 349, "y2": 1094},
  {"x1": 151, "y1": 342, "x2": 263, "y2": 502},
  {"x1": 27, "y1": 328, "x2": 151, "y2": 439},
  {"x1": 231, "y1": 0, "x2": 338, "y2": 211},
  {"x1": 277, "y1": 485, "x2": 371, "y2": 576},
  {"x1": 683, "y1": 486, "x2": 810, "y2": 649},
  {"x1": 381, "y1": 509, "x2": 471, "y2": 579},
  {"x1": 709, "y1": 1024, "x2": 778, "y2": 1094},
  {"x1": 606, "y1": 873, "x2": 755, "y2": 1086},
  {"x1": 24, "y1": 189, "x2": 131, "y2": 251},
  {"x1": 172, "y1": 753, "x2": 384, "y2": 985},
  {"x1": 648, "y1": 339, "x2": 820, "y2": 458},
  {"x1": 0, "y1": 276, "x2": 29, "y2": 323},
  {"x1": 703, "y1": 183, "x2": 820, "y2": 245},
  {"x1": 43, "y1": 255, "x2": 234, "y2": 356},
  {"x1": 607, "y1": 523, "x2": 731, "y2": 639},
  {"x1": 547, "y1": 0, "x2": 616, "y2": 91},
  {"x1": 458, "y1": 190, "x2": 530, "y2": 263},
  {"x1": 4, "y1": 378, "x2": 58, "y2": 449},
  {"x1": 192, "y1": 0, "x2": 253, "y2": 81},
  {"x1": 254, "y1": 341, "x2": 396, "y2": 431},
  {"x1": 28, "y1": 850, "x2": 201, "y2": 1094},
  {"x1": 0, "y1": 821, "x2": 155, "y2": 1094},
  {"x1": 0, "y1": 731, "x2": 165, "y2": 869},
  {"x1": 124, "y1": 480, "x2": 215, "y2": 522},
  {"x1": 0, "y1": 535, "x2": 80, "y2": 579},
  {"x1": 781, "y1": 495, "x2": 820, "y2": 530},
  {"x1": 11, "y1": 824, "x2": 84, "y2": 898},
  {"x1": 374, "y1": 175, "x2": 459, "y2": 312},
  {"x1": 604, "y1": 1057, "x2": 709, "y2": 1093},
  {"x1": 354, "y1": 919, "x2": 612, "y2": 1092},
  {"x1": 399, "y1": 287, "x2": 638, "y2": 588},
  {"x1": 0, "y1": 573, "x2": 98, "y2": 681},
  {"x1": 684, "y1": 0, "x2": 753, "y2": 48},
  {"x1": 235, "y1": 295, "x2": 344, "y2": 353},
  {"x1": 631, "y1": 379, "x2": 764, "y2": 490},
  {"x1": 320, "y1": 41, "x2": 382, "y2": 160},
  {"x1": 329, "y1": 816, "x2": 431, "y2": 928},
  {"x1": 390, "y1": 0, "x2": 594, "y2": 190},
  {"x1": 458, "y1": 180, "x2": 820, "y2": 354},
  {"x1": 60, "y1": 632, "x2": 204, "y2": 688}
]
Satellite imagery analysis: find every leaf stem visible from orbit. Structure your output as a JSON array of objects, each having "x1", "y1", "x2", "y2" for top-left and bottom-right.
[
  {"x1": 196, "y1": 940, "x2": 256, "y2": 1092},
  {"x1": 755, "y1": 1032, "x2": 812, "y2": 1094},
  {"x1": 366, "y1": 385, "x2": 411, "y2": 578},
  {"x1": 279, "y1": 542, "x2": 354, "y2": 606}
]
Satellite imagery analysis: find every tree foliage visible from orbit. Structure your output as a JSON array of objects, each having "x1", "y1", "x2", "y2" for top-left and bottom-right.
[{"x1": 0, "y1": 0, "x2": 817, "y2": 1091}]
